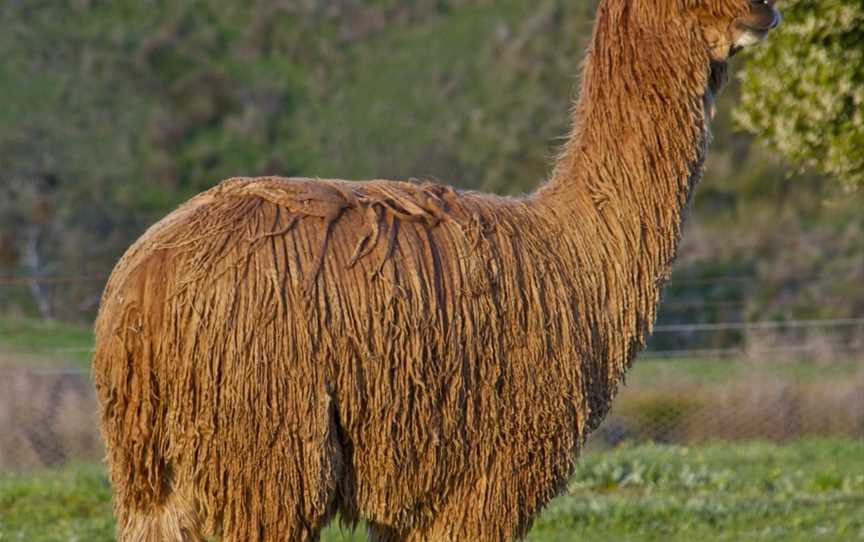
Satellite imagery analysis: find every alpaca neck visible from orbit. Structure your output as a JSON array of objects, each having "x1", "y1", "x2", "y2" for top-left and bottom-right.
[{"x1": 535, "y1": 1, "x2": 714, "y2": 363}]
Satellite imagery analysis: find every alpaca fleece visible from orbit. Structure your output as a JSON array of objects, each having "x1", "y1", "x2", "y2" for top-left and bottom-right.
[{"x1": 93, "y1": 1, "x2": 767, "y2": 540}]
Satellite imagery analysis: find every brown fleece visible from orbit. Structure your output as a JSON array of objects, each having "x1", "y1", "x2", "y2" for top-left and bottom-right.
[{"x1": 92, "y1": 1, "x2": 767, "y2": 540}]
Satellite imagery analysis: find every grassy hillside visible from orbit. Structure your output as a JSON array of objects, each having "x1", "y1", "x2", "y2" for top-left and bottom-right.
[{"x1": 2, "y1": 440, "x2": 862, "y2": 541}]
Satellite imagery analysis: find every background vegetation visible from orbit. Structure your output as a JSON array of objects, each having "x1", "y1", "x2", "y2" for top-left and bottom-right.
[{"x1": 1, "y1": 0, "x2": 862, "y2": 350}]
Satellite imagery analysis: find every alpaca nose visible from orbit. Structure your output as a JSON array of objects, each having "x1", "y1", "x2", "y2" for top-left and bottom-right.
[{"x1": 746, "y1": 0, "x2": 782, "y2": 30}]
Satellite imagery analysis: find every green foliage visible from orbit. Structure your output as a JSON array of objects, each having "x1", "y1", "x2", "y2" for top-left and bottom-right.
[
  {"x1": 2, "y1": 441, "x2": 862, "y2": 541},
  {"x1": 736, "y1": 0, "x2": 864, "y2": 186}
]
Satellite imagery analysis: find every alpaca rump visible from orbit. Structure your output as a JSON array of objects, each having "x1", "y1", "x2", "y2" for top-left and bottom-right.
[{"x1": 93, "y1": 1, "x2": 779, "y2": 540}]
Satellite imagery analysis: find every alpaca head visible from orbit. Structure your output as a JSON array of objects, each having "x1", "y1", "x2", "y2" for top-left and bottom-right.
[
  {"x1": 624, "y1": 1, "x2": 781, "y2": 62},
  {"x1": 616, "y1": 0, "x2": 781, "y2": 97},
  {"x1": 686, "y1": 0, "x2": 782, "y2": 61}
]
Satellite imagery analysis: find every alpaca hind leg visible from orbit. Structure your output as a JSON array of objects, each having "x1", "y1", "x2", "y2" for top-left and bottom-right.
[
  {"x1": 217, "y1": 439, "x2": 341, "y2": 542},
  {"x1": 217, "y1": 399, "x2": 344, "y2": 541},
  {"x1": 116, "y1": 487, "x2": 204, "y2": 542}
]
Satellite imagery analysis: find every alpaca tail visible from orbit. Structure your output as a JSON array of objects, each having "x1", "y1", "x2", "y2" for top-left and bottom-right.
[
  {"x1": 95, "y1": 342, "x2": 206, "y2": 541},
  {"x1": 93, "y1": 281, "x2": 205, "y2": 541}
]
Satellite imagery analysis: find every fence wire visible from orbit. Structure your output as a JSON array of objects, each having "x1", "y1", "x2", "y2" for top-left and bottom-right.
[
  {"x1": 1, "y1": 354, "x2": 863, "y2": 471},
  {"x1": 0, "y1": 367, "x2": 102, "y2": 470}
]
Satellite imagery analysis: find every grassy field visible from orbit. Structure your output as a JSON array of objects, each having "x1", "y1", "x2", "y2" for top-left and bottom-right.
[
  {"x1": 0, "y1": 316, "x2": 95, "y2": 368},
  {"x1": 2, "y1": 439, "x2": 863, "y2": 541},
  {"x1": 1, "y1": 316, "x2": 862, "y2": 540}
]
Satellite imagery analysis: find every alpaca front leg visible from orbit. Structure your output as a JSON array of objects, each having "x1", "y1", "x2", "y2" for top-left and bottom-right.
[
  {"x1": 403, "y1": 475, "x2": 551, "y2": 541},
  {"x1": 400, "y1": 442, "x2": 572, "y2": 542},
  {"x1": 402, "y1": 478, "x2": 525, "y2": 542}
]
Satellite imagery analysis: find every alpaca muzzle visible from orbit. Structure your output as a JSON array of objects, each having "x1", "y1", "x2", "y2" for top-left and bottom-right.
[
  {"x1": 731, "y1": 0, "x2": 780, "y2": 52},
  {"x1": 736, "y1": 0, "x2": 781, "y2": 33}
]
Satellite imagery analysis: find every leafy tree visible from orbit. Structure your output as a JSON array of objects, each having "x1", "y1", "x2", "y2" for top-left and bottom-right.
[{"x1": 736, "y1": 0, "x2": 864, "y2": 186}]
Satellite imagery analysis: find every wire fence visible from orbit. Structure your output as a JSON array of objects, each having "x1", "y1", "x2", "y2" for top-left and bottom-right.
[
  {"x1": 2, "y1": 341, "x2": 862, "y2": 471},
  {"x1": 1, "y1": 273, "x2": 863, "y2": 471},
  {"x1": 0, "y1": 366, "x2": 102, "y2": 470}
]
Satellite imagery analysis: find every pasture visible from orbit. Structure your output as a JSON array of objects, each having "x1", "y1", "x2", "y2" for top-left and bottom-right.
[
  {"x1": 1, "y1": 317, "x2": 862, "y2": 540},
  {"x1": 1, "y1": 440, "x2": 863, "y2": 541}
]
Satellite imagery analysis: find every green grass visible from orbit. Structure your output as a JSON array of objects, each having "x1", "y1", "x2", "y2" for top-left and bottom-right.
[
  {"x1": 0, "y1": 316, "x2": 94, "y2": 368},
  {"x1": 2, "y1": 440, "x2": 862, "y2": 541},
  {"x1": 0, "y1": 464, "x2": 113, "y2": 541},
  {"x1": 528, "y1": 439, "x2": 864, "y2": 541},
  {"x1": 626, "y1": 356, "x2": 863, "y2": 386}
]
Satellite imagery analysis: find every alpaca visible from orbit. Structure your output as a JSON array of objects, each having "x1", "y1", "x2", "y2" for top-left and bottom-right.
[{"x1": 92, "y1": 1, "x2": 780, "y2": 540}]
